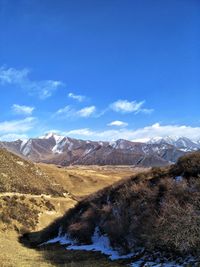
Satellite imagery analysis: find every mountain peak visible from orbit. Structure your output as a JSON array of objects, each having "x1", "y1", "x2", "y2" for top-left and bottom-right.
[{"x1": 39, "y1": 132, "x2": 65, "y2": 142}]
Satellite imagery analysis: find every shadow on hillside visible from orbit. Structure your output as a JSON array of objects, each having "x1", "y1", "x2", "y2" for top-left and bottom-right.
[
  {"x1": 19, "y1": 233, "x2": 125, "y2": 267},
  {"x1": 18, "y1": 175, "x2": 145, "y2": 266},
  {"x1": 40, "y1": 244, "x2": 126, "y2": 267},
  {"x1": 18, "y1": 188, "x2": 129, "y2": 266}
]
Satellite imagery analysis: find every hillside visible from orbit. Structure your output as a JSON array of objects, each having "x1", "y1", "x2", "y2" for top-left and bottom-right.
[
  {"x1": 0, "y1": 148, "x2": 65, "y2": 195},
  {"x1": 22, "y1": 152, "x2": 200, "y2": 266},
  {"x1": 0, "y1": 148, "x2": 139, "y2": 231},
  {"x1": 0, "y1": 148, "x2": 143, "y2": 266}
]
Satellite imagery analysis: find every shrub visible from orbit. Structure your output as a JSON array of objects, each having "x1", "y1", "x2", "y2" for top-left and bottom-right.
[
  {"x1": 20, "y1": 152, "x2": 200, "y2": 259},
  {"x1": 153, "y1": 199, "x2": 200, "y2": 253},
  {"x1": 44, "y1": 200, "x2": 55, "y2": 211},
  {"x1": 68, "y1": 221, "x2": 95, "y2": 244},
  {"x1": 0, "y1": 212, "x2": 11, "y2": 224},
  {"x1": 172, "y1": 152, "x2": 200, "y2": 177}
]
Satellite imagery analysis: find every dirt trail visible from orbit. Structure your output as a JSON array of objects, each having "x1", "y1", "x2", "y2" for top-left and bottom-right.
[{"x1": 0, "y1": 191, "x2": 79, "y2": 201}]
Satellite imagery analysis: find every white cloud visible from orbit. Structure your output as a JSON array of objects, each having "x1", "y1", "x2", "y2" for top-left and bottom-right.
[
  {"x1": 110, "y1": 99, "x2": 153, "y2": 114},
  {"x1": 54, "y1": 99, "x2": 152, "y2": 120},
  {"x1": 12, "y1": 104, "x2": 35, "y2": 115},
  {"x1": 0, "y1": 133, "x2": 28, "y2": 141},
  {"x1": 0, "y1": 66, "x2": 63, "y2": 99},
  {"x1": 62, "y1": 123, "x2": 200, "y2": 142},
  {"x1": 0, "y1": 67, "x2": 29, "y2": 84},
  {"x1": 76, "y1": 106, "x2": 96, "y2": 117},
  {"x1": 65, "y1": 128, "x2": 94, "y2": 137},
  {"x1": 54, "y1": 105, "x2": 96, "y2": 118},
  {"x1": 107, "y1": 120, "x2": 128, "y2": 127},
  {"x1": 0, "y1": 117, "x2": 36, "y2": 133},
  {"x1": 68, "y1": 92, "x2": 85, "y2": 102},
  {"x1": 55, "y1": 105, "x2": 72, "y2": 116}
]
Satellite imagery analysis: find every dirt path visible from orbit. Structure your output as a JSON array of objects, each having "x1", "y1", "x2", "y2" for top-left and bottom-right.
[{"x1": 0, "y1": 191, "x2": 79, "y2": 201}]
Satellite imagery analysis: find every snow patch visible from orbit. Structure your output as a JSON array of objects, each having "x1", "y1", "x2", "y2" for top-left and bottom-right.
[
  {"x1": 43, "y1": 227, "x2": 197, "y2": 266},
  {"x1": 40, "y1": 132, "x2": 65, "y2": 141},
  {"x1": 43, "y1": 227, "x2": 72, "y2": 246},
  {"x1": 21, "y1": 140, "x2": 32, "y2": 156},
  {"x1": 43, "y1": 227, "x2": 134, "y2": 260},
  {"x1": 175, "y1": 176, "x2": 183, "y2": 182},
  {"x1": 20, "y1": 139, "x2": 28, "y2": 151},
  {"x1": 52, "y1": 138, "x2": 68, "y2": 154},
  {"x1": 131, "y1": 261, "x2": 182, "y2": 267},
  {"x1": 83, "y1": 148, "x2": 93, "y2": 156},
  {"x1": 67, "y1": 227, "x2": 135, "y2": 260}
]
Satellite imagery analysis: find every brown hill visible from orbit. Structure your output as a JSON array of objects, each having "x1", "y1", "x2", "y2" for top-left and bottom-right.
[
  {"x1": 0, "y1": 148, "x2": 65, "y2": 195},
  {"x1": 22, "y1": 152, "x2": 200, "y2": 264}
]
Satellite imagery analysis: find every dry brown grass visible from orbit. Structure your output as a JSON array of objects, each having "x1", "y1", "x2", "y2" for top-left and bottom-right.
[
  {"x1": 38, "y1": 163, "x2": 145, "y2": 198},
  {"x1": 0, "y1": 161, "x2": 143, "y2": 266},
  {"x1": 23, "y1": 154, "x2": 200, "y2": 259},
  {"x1": 0, "y1": 149, "x2": 66, "y2": 196},
  {"x1": 0, "y1": 230, "x2": 125, "y2": 267}
]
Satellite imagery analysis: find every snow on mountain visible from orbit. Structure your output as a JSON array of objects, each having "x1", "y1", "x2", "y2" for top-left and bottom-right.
[
  {"x1": 148, "y1": 136, "x2": 200, "y2": 151},
  {"x1": 21, "y1": 139, "x2": 32, "y2": 156},
  {"x1": 39, "y1": 132, "x2": 65, "y2": 142},
  {"x1": 148, "y1": 136, "x2": 179, "y2": 145},
  {"x1": 1, "y1": 132, "x2": 200, "y2": 167},
  {"x1": 109, "y1": 139, "x2": 135, "y2": 150},
  {"x1": 175, "y1": 137, "x2": 200, "y2": 151}
]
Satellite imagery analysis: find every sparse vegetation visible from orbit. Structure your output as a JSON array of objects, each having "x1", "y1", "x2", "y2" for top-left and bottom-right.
[
  {"x1": 0, "y1": 148, "x2": 142, "y2": 266},
  {"x1": 0, "y1": 148, "x2": 66, "y2": 196},
  {"x1": 171, "y1": 151, "x2": 200, "y2": 177},
  {"x1": 22, "y1": 152, "x2": 200, "y2": 263},
  {"x1": 0, "y1": 195, "x2": 42, "y2": 231}
]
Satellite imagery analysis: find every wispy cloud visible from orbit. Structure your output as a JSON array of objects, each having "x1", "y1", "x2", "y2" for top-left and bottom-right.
[
  {"x1": 54, "y1": 105, "x2": 96, "y2": 118},
  {"x1": 110, "y1": 99, "x2": 153, "y2": 114},
  {"x1": 55, "y1": 105, "x2": 72, "y2": 116},
  {"x1": 77, "y1": 106, "x2": 96, "y2": 117},
  {"x1": 0, "y1": 133, "x2": 28, "y2": 141},
  {"x1": 62, "y1": 123, "x2": 200, "y2": 141},
  {"x1": 68, "y1": 92, "x2": 86, "y2": 102},
  {"x1": 0, "y1": 117, "x2": 36, "y2": 133},
  {"x1": 0, "y1": 66, "x2": 63, "y2": 99},
  {"x1": 107, "y1": 120, "x2": 128, "y2": 127},
  {"x1": 12, "y1": 104, "x2": 35, "y2": 115}
]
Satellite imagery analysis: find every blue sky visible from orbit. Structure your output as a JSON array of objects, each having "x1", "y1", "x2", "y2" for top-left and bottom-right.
[{"x1": 0, "y1": 0, "x2": 200, "y2": 141}]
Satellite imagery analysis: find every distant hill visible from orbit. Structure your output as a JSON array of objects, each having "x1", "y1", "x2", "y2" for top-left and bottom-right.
[
  {"x1": 1, "y1": 133, "x2": 196, "y2": 167},
  {"x1": 22, "y1": 152, "x2": 200, "y2": 265}
]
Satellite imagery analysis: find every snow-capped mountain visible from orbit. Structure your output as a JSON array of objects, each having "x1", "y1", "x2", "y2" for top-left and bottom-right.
[
  {"x1": 148, "y1": 136, "x2": 200, "y2": 152},
  {"x1": 0, "y1": 133, "x2": 199, "y2": 167}
]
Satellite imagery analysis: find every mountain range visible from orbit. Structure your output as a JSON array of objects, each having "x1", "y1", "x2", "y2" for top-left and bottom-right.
[{"x1": 0, "y1": 133, "x2": 199, "y2": 167}]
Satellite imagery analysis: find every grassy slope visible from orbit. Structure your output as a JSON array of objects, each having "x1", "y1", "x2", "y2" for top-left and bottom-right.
[
  {"x1": 0, "y1": 149, "x2": 65, "y2": 195},
  {"x1": 0, "y1": 148, "x2": 144, "y2": 266},
  {"x1": 0, "y1": 148, "x2": 139, "y2": 233}
]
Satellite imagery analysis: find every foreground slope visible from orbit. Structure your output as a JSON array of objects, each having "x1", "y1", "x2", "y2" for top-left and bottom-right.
[
  {"x1": 22, "y1": 152, "x2": 200, "y2": 265},
  {"x1": 0, "y1": 149, "x2": 142, "y2": 266}
]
